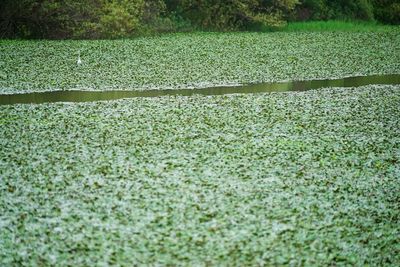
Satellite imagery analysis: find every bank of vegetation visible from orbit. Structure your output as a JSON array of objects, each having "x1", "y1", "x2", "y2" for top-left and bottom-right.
[{"x1": 1, "y1": 0, "x2": 399, "y2": 39}]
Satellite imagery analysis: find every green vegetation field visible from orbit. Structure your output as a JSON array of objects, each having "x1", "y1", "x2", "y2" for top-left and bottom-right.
[
  {"x1": 1, "y1": 84, "x2": 400, "y2": 265},
  {"x1": 284, "y1": 20, "x2": 398, "y2": 32},
  {"x1": 1, "y1": 30, "x2": 400, "y2": 94},
  {"x1": 1, "y1": 28, "x2": 400, "y2": 266}
]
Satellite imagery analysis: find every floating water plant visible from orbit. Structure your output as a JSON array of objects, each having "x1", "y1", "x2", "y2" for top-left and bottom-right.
[
  {"x1": 1, "y1": 85, "x2": 399, "y2": 265},
  {"x1": 0, "y1": 31, "x2": 399, "y2": 94}
]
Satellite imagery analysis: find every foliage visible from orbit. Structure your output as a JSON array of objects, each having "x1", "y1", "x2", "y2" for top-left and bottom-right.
[
  {"x1": 284, "y1": 20, "x2": 396, "y2": 32},
  {"x1": 294, "y1": 0, "x2": 400, "y2": 23},
  {"x1": 295, "y1": 0, "x2": 374, "y2": 21},
  {"x1": 97, "y1": 0, "x2": 144, "y2": 38},
  {"x1": 373, "y1": 0, "x2": 400, "y2": 25},
  {"x1": 0, "y1": 30, "x2": 399, "y2": 94},
  {"x1": 0, "y1": 0, "x2": 146, "y2": 39},
  {"x1": 1, "y1": 0, "x2": 399, "y2": 38},
  {"x1": 1, "y1": 84, "x2": 400, "y2": 265},
  {"x1": 165, "y1": 0, "x2": 299, "y2": 30}
]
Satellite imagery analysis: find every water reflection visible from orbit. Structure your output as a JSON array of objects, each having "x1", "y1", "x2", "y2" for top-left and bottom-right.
[{"x1": 1, "y1": 74, "x2": 399, "y2": 105}]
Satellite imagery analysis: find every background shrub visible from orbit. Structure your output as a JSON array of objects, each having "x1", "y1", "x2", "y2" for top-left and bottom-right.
[
  {"x1": 0, "y1": 0, "x2": 145, "y2": 39},
  {"x1": 373, "y1": 0, "x2": 400, "y2": 25},
  {"x1": 0, "y1": 0, "x2": 398, "y2": 39},
  {"x1": 98, "y1": 0, "x2": 144, "y2": 38},
  {"x1": 294, "y1": 0, "x2": 375, "y2": 21},
  {"x1": 165, "y1": 0, "x2": 299, "y2": 30}
]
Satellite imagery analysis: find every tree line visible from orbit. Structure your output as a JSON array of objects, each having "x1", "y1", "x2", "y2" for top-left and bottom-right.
[{"x1": 1, "y1": 0, "x2": 399, "y2": 39}]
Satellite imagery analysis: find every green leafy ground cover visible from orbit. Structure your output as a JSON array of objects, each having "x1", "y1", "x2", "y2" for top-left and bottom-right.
[
  {"x1": 284, "y1": 20, "x2": 397, "y2": 32},
  {"x1": 1, "y1": 30, "x2": 400, "y2": 94},
  {"x1": 1, "y1": 85, "x2": 399, "y2": 265}
]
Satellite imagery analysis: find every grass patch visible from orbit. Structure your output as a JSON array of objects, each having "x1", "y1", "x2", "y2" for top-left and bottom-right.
[
  {"x1": 284, "y1": 20, "x2": 397, "y2": 32},
  {"x1": 1, "y1": 85, "x2": 400, "y2": 265}
]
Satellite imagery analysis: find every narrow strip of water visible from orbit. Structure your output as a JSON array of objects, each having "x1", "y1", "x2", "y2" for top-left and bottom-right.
[{"x1": 1, "y1": 74, "x2": 399, "y2": 105}]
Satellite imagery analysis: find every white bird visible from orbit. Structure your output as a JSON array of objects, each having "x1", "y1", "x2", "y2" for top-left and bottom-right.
[{"x1": 77, "y1": 51, "x2": 82, "y2": 65}]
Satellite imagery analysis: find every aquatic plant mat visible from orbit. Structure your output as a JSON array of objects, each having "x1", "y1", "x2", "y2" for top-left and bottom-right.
[
  {"x1": 1, "y1": 84, "x2": 399, "y2": 265},
  {"x1": 1, "y1": 31, "x2": 400, "y2": 94}
]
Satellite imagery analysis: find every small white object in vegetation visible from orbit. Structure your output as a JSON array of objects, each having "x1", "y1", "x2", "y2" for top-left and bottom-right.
[{"x1": 77, "y1": 51, "x2": 82, "y2": 65}]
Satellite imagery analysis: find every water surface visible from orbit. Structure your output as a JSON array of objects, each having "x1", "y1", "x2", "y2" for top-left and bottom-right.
[{"x1": 1, "y1": 74, "x2": 399, "y2": 105}]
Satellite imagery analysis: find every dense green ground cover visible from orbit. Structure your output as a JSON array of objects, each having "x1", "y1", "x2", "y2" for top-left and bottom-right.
[
  {"x1": 1, "y1": 85, "x2": 399, "y2": 265},
  {"x1": 284, "y1": 20, "x2": 397, "y2": 32},
  {"x1": 1, "y1": 30, "x2": 399, "y2": 94}
]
